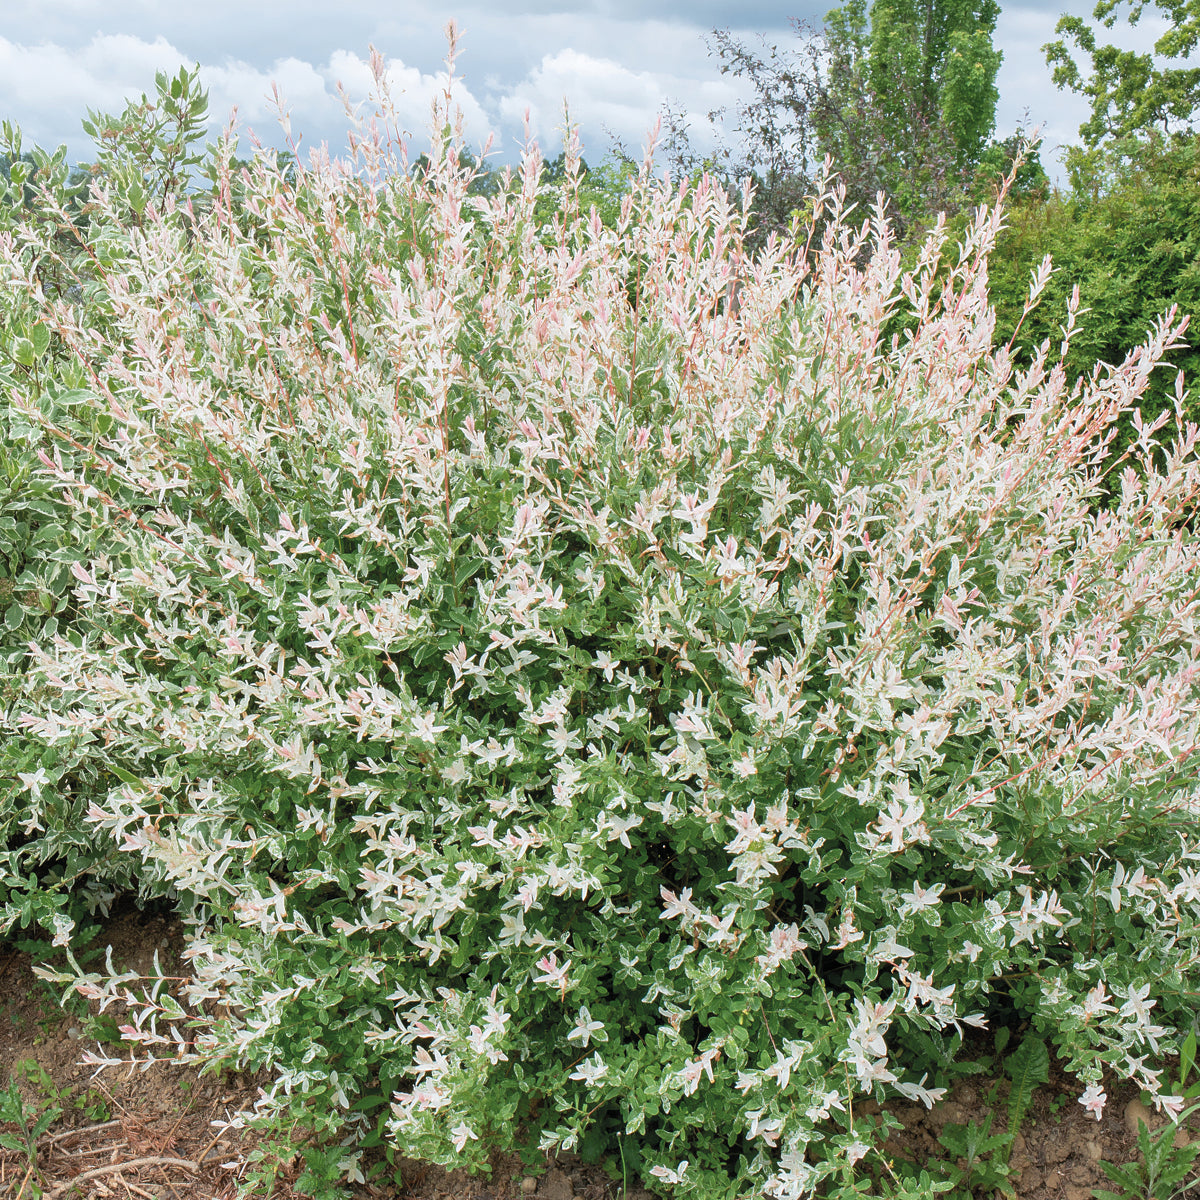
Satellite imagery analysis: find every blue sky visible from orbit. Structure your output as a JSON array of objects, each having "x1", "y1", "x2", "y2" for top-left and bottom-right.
[{"x1": 0, "y1": 1, "x2": 1172, "y2": 184}]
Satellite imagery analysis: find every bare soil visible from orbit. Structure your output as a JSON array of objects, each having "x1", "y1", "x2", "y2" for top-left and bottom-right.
[{"x1": 1, "y1": 904, "x2": 1196, "y2": 1199}]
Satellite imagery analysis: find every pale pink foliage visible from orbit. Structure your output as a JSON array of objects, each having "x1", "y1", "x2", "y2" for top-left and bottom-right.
[{"x1": 6, "y1": 40, "x2": 1200, "y2": 1197}]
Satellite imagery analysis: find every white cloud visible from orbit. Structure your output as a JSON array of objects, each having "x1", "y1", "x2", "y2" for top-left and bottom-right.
[
  {"x1": 0, "y1": 33, "x2": 188, "y2": 148},
  {"x1": 204, "y1": 56, "x2": 335, "y2": 131},
  {"x1": 2, "y1": 3, "x2": 1174, "y2": 185},
  {"x1": 497, "y1": 45, "x2": 747, "y2": 160},
  {"x1": 321, "y1": 48, "x2": 496, "y2": 152},
  {"x1": 0, "y1": 32, "x2": 499, "y2": 166},
  {"x1": 499, "y1": 48, "x2": 661, "y2": 151}
]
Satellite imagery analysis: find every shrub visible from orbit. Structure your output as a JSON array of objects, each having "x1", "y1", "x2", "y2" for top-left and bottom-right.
[
  {"x1": 983, "y1": 132, "x2": 1200, "y2": 473},
  {"x1": 4, "y1": 50, "x2": 1200, "y2": 1199}
]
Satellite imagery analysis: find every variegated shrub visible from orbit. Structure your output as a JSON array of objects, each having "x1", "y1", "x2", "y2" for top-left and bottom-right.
[{"x1": 3, "y1": 46, "x2": 1200, "y2": 1200}]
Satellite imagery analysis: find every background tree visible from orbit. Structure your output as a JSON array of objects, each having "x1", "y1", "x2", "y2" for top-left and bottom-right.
[
  {"x1": 1045, "y1": 0, "x2": 1200, "y2": 153},
  {"x1": 697, "y1": 0, "x2": 1005, "y2": 244},
  {"x1": 818, "y1": 0, "x2": 1002, "y2": 214},
  {"x1": 981, "y1": 0, "x2": 1200, "y2": 482}
]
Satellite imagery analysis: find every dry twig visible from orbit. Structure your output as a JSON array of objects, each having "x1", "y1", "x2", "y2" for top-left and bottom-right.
[
  {"x1": 44, "y1": 1119, "x2": 124, "y2": 1146},
  {"x1": 117, "y1": 1177, "x2": 159, "y2": 1199},
  {"x1": 47, "y1": 1155, "x2": 198, "y2": 1197}
]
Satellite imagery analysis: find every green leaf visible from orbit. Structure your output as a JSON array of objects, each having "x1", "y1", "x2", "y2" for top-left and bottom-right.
[
  {"x1": 1005, "y1": 1035, "x2": 1049, "y2": 1136},
  {"x1": 453, "y1": 557, "x2": 483, "y2": 588},
  {"x1": 157, "y1": 993, "x2": 185, "y2": 1018},
  {"x1": 50, "y1": 388, "x2": 95, "y2": 409},
  {"x1": 4, "y1": 602, "x2": 22, "y2": 631},
  {"x1": 1179, "y1": 1029, "x2": 1197, "y2": 1090},
  {"x1": 30, "y1": 1105, "x2": 58, "y2": 1139},
  {"x1": 30, "y1": 323, "x2": 50, "y2": 359},
  {"x1": 11, "y1": 337, "x2": 33, "y2": 367}
]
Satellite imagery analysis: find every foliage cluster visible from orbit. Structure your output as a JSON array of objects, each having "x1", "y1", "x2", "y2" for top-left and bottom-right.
[
  {"x1": 686, "y1": 0, "x2": 1006, "y2": 245},
  {"x1": 675, "y1": 0, "x2": 1199, "y2": 480},
  {"x1": 3, "y1": 48, "x2": 1200, "y2": 1200},
  {"x1": 989, "y1": 0, "x2": 1200, "y2": 463},
  {"x1": 1045, "y1": 0, "x2": 1200, "y2": 152},
  {"x1": 985, "y1": 130, "x2": 1200, "y2": 459}
]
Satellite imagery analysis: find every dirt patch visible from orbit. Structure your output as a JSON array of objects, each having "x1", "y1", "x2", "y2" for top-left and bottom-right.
[
  {"x1": 869, "y1": 1058, "x2": 1197, "y2": 1200},
  {"x1": 0, "y1": 903, "x2": 267, "y2": 1199},
  {"x1": 0, "y1": 904, "x2": 641, "y2": 1200},
  {"x1": 2, "y1": 905, "x2": 1196, "y2": 1199}
]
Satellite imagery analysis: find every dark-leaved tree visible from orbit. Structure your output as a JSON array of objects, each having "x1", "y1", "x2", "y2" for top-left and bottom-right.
[{"x1": 691, "y1": 0, "x2": 1004, "y2": 244}]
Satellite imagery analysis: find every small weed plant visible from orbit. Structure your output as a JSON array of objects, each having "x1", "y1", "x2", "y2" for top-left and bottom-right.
[
  {"x1": 3, "y1": 35, "x2": 1200, "y2": 1199},
  {"x1": 0, "y1": 1062, "x2": 61, "y2": 1198},
  {"x1": 934, "y1": 1033, "x2": 1048, "y2": 1199},
  {"x1": 1095, "y1": 1102, "x2": 1200, "y2": 1200}
]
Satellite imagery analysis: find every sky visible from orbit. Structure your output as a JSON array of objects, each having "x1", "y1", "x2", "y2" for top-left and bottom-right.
[{"x1": 0, "y1": 1, "x2": 1176, "y2": 186}]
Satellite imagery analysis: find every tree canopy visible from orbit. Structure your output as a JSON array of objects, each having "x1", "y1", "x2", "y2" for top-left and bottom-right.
[
  {"x1": 825, "y1": 0, "x2": 1001, "y2": 171},
  {"x1": 698, "y1": 0, "x2": 1003, "y2": 242},
  {"x1": 1045, "y1": 0, "x2": 1200, "y2": 147}
]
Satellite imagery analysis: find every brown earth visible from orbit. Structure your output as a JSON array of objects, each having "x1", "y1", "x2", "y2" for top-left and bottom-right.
[{"x1": 1, "y1": 904, "x2": 1196, "y2": 1199}]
